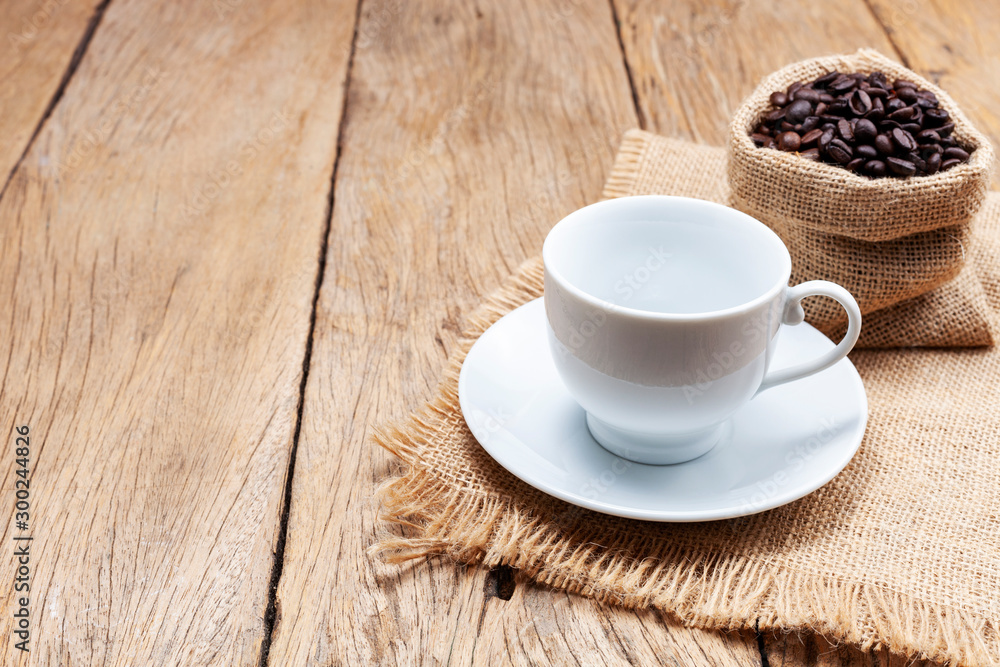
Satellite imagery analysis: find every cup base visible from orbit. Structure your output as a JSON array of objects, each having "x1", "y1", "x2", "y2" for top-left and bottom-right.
[{"x1": 586, "y1": 414, "x2": 730, "y2": 465}]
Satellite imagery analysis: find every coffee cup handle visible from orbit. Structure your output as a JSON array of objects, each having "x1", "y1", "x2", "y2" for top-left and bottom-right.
[{"x1": 757, "y1": 281, "x2": 862, "y2": 394}]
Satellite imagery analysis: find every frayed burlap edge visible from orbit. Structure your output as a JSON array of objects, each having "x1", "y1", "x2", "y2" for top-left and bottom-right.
[{"x1": 369, "y1": 256, "x2": 997, "y2": 667}]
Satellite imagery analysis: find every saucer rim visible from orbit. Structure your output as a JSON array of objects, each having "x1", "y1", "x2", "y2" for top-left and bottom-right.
[{"x1": 458, "y1": 298, "x2": 869, "y2": 522}]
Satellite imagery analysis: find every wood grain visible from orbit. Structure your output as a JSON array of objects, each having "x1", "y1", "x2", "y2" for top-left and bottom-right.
[
  {"x1": 763, "y1": 631, "x2": 937, "y2": 667},
  {"x1": 0, "y1": 0, "x2": 104, "y2": 185},
  {"x1": 866, "y1": 0, "x2": 1000, "y2": 187},
  {"x1": 612, "y1": 0, "x2": 897, "y2": 144},
  {"x1": 268, "y1": 0, "x2": 759, "y2": 664},
  {"x1": 0, "y1": 0, "x2": 354, "y2": 663}
]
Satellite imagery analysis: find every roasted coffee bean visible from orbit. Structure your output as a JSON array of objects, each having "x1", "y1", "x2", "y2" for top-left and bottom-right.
[
  {"x1": 923, "y1": 108, "x2": 949, "y2": 127},
  {"x1": 856, "y1": 144, "x2": 878, "y2": 159},
  {"x1": 887, "y1": 156, "x2": 917, "y2": 176},
  {"x1": 891, "y1": 128, "x2": 917, "y2": 152},
  {"x1": 827, "y1": 139, "x2": 853, "y2": 164},
  {"x1": 943, "y1": 146, "x2": 970, "y2": 161},
  {"x1": 818, "y1": 129, "x2": 835, "y2": 152},
  {"x1": 926, "y1": 152, "x2": 941, "y2": 174},
  {"x1": 916, "y1": 129, "x2": 941, "y2": 143},
  {"x1": 888, "y1": 106, "x2": 915, "y2": 122},
  {"x1": 785, "y1": 99, "x2": 813, "y2": 124},
  {"x1": 875, "y1": 133, "x2": 894, "y2": 155},
  {"x1": 815, "y1": 70, "x2": 840, "y2": 87},
  {"x1": 800, "y1": 128, "x2": 823, "y2": 147},
  {"x1": 751, "y1": 69, "x2": 973, "y2": 176},
  {"x1": 793, "y1": 88, "x2": 821, "y2": 103},
  {"x1": 777, "y1": 131, "x2": 801, "y2": 151},
  {"x1": 854, "y1": 118, "x2": 877, "y2": 143},
  {"x1": 866, "y1": 160, "x2": 887, "y2": 177},
  {"x1": 837, "y1": 119, "x2": 854, "y2": 142},
  {"x1": 849, "y1": 89, "x2": 873, "y2": 115},
  {"x1": 896, "y1": 86, "x2": 918, "y2": 104}
]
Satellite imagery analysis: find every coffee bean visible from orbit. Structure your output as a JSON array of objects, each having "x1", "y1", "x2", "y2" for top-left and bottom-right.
[
  {"x1": 827, "y1": 139, "x2": 853, "y2": 164},
  {"x1": 943, "y1": 146, "x2": 970, "y2": 161},
  {"x1": 923, "y1": 108, "x2": 949, "y2": 127},
  {"x1": 800, "y1": 128, "x2": 823, "y2": 146},
  {"x1": 916, "y1": 129, "x2": 941, "y2": 143},
  {"x1": 818, "y1": 128, "x2": 835, "y2": 152},
  {"x1": 887, "y1": 156, "x2": 917, "y2": 176},
  {"x1": 785, "y1": 99, "x2": 813, "y2": 124},
  {"x1": 891, "y1": 127, "x2": 917, "y2": 152},
  {"x1": 854, "y1": 118, "x2": 877, "y2": 143},
  {"x1": 875, "y1": 133, "x2": 894, "y2": 155},
  {"x1": 888, "y1": 106, "x2": 915, "y2": 122},
  {"x1": 896, "y1": 86, "x2": 918, "y2": 104},
  {"x1": 777, "y1": 131, "x2": 801, "y2": 151},
  {"x1": 866, "y1": 160, "x2": 887, "y2": 177},
  {"x1": 793, "y1": 88, "x2": 821, "y2": 103},
  {"x1": 849, "y1": 89, "x2": 872, "y2": 115},
  {"x1": 751, "y1": 69, "x2": 973, "y2": 177},
  {"x1": 926, "y1": 152, "x2": 941, "y2": 174},
  {"x1": 837, "y1": 119, "x2": 854, "y2": 142},
  {"x1": 856, "y1": 144, "x2": 878, "y2": 159},
  {"x1": 815, "y1": 70, "x2": 840, "y2": 87}
]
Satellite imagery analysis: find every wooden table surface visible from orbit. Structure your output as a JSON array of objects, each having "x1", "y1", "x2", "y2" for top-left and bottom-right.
[{"x1": 2, "y1": 0, "x2": 997, "y2": 664}]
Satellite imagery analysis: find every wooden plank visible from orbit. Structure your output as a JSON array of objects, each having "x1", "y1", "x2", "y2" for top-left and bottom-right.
[
  {"x1": 269, "y1": 0, "x2": 760, "y2": 664},
  {"x1": 0, "y1": 0, "x2": 104, "y2": 184},
  {"x1": 613, "y1": 0, "x2": 897, "y2": 144},
  {"x1": 865, "y1": 0, "x2": 1000, "y2": 187},
  {"x1": 0, "y1": 0, "x2": 355, "y2": 663}
]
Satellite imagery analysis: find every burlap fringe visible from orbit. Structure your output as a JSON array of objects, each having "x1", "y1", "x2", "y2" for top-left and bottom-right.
[
  {"x1": 601, "y1": 131, "x2": 648, "y2": 200},
  {"x1": 368, "y1": 256, "x2": 998, "y2": 666}
]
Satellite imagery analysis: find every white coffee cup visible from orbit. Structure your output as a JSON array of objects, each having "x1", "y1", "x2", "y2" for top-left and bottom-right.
[{"x1": 543, "y1": 195, "x2": 861, "y2": 465}]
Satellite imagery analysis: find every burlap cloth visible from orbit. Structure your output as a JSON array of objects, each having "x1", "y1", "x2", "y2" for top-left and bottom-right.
[{"x1": 372, "y1": 133, "x2": 1000, "y2": 666}]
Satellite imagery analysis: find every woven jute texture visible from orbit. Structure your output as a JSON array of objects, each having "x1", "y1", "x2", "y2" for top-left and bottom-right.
[
  {"x1": 728, "y1": 50, "x2": 995, "y2": 337},
  {"x1": 373, "y1": 139, "x2": 1000, "y2": 665}
]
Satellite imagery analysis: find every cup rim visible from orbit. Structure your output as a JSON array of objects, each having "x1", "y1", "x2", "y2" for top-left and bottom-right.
[{"x1": 542, "y1": 195, "x2": 792, "y2": 322}]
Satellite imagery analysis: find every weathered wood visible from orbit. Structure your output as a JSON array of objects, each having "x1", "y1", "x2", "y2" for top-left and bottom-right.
[
  {"x1": 763, "y1": 631, "x2": 937, "y2": 667},
  {"x1": 269, "y1": 0, "x2": 760, "y2": 664},
  {"x1": 866, "y1": 0, "x2": 1000, "y2": 187},
  {"x1": 612, "y1": 0, "x2": 896, "y2": 144},
  {"x1": 0, "y1": 0, "x2": 104, "y2": 183},
  {"x1": 0, "y1": 0, "x2": 354, "y2": 663}
]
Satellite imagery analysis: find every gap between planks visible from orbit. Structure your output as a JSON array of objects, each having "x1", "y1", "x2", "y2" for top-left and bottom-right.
[
  {"x1": 257, "y1": 1, "x2": 366, "y2": 666},
  {"x1": 0, "y1": 0, "x2": 112, "y2": 201}
]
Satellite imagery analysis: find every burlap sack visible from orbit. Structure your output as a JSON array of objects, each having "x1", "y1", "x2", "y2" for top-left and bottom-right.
[
  {"x1": 607, "y1": 130, "x2": 996, "y2": 348},
  {"x1": 373, "y1": 134, "x2": 1000, "y2": 667},
  {"x1": 728, "y1": 49, "x2": 996, "y2": 339}
]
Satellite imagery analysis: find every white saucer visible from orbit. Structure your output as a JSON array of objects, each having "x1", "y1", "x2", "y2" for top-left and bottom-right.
[{"x1": 458, "y1": 298, "x2": 868, "y2": 522}]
